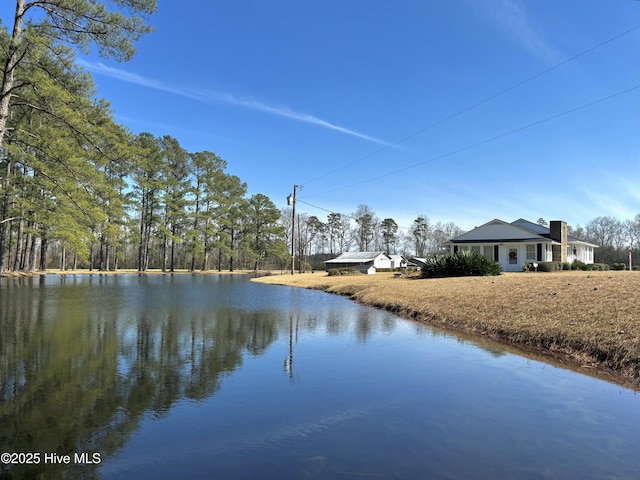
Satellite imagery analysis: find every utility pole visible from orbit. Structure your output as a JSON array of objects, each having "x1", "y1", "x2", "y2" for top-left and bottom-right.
[{"x1": 287, "y1": 185, "x2": 299, "y2": 275}]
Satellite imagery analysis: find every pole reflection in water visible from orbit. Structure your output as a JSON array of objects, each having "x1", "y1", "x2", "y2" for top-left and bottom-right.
[{"x1": 284, "y1": 313, "x2": 300, "y2": 383}]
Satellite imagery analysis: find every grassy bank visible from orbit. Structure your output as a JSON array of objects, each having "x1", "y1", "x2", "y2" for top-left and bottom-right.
[{"x1": 254, "y1": 271, "x2": 640, "y2": 390}]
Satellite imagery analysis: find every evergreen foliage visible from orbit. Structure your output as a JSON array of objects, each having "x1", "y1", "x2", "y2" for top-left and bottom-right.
[
  {"x1": 421, "y1": 251, "x2": 502, "y2": 278},
  {"x1": 327, "y1": 267, "x2": 361, "y2": 276}
]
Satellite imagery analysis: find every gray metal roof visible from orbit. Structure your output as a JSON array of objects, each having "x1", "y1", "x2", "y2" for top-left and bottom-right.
[
  {"x1": 511, "y1": 219, "x2": 598, "y2": 246},
  {"x1": 324, "y1": 251, "x2": 388, "y2": 263},
  {"x1": 447, "y1": 218, "x2": 598, "y2": 247},
  {"x1": 511, "y1": 218, "x2": 549, "y2": 234},
  {"x1": 448, "y1": 219, "x2": 552, "y2": 243}
]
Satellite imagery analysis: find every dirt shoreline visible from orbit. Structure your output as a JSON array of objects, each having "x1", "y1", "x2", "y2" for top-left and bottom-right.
[{"x1": 253, "y1": 271, "x2": 640, "y2": 391}]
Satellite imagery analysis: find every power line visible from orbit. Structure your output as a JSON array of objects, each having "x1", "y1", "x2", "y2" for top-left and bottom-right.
[
  {"x1": 302, "y1": 84, "x2": 640, "y2": 199},
  {"x1": 295, "y1": 198, "x2": 413, "y2": 230},
  {"x1": 300, "y1": 24, "x2": 640, "y2": 186}
]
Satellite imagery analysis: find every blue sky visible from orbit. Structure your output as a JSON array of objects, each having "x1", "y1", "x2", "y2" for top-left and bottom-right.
[{"x1": 7, "y1": 1, "x2": 640, "y2": 231}]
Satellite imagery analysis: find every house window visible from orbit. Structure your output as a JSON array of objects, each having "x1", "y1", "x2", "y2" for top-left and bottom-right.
[
  {"x1": 526, "y1": 244, "x2": 536, "y2": 261},
  {"x1": 483, "y1": 246, "x2": 493, "y2": 261},
  {"x1": 471, "y1": 246, "x2": 481, "y2": 254}
]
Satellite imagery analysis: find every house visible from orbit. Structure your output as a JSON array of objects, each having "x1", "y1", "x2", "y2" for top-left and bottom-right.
[
  {"x1": 444, "y1": 219, "x2": 598, "y2": 272},
  {"x1": 323, "y1": 251, "x2": 392, "y2": 274},
  {"x1": 388, "y1": 254, "x2": 408, "y2": 269},
  {"x1": 409, "y1": 257, "x2": 428, "y2": 270},
  {"x1": 410, "y1": 250, "x2": 448, "y2": 270}
]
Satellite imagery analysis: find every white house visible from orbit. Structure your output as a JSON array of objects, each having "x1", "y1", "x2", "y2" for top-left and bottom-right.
[
  {"x1": 388, "y1": 254, "x2": 408, "y2": 269},
  {"x1": 323, "y1": 251, "x2": 392, "y2": 274},
  {"x1": 409, "y1": 257, "x2": 428, "y2": 270},
  {"x1": 444, "y1": 219, "x2": 598, "y2": 273}
]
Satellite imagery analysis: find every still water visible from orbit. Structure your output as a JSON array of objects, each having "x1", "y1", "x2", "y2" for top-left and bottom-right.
[{"x1": 0, "y1": 274, "x2": 638, "y2": 479}]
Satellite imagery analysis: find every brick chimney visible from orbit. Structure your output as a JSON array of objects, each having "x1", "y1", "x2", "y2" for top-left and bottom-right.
[{"x1": 549, "y1": 220, "x2": 567, "y2": 263}]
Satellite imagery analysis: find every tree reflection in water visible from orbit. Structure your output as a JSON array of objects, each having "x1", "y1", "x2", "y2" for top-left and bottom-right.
[{"x1": 0, "y1": 276, "x2": 278, "y2": 479}]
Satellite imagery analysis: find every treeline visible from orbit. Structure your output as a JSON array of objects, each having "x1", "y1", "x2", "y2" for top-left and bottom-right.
[
  {"x1": 281, "y1": 205, "x2": 466, "y2": 272},
  {"x1": 0, "y1": 1, "x2": 291, "y2": 274},
  {"x1": 1, "y1": 124, "x2": 289, "y2": 273},
  {"x1": 568, "y1": 215, "x2": 640, "y2": 265}
]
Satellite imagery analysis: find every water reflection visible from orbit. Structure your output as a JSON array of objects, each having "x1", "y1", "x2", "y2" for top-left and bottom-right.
[
  {"x1": 1, "y1": 274, "x2": 638, "y2": 480},
  {"x1": 0, "y1": 275, "x2": 284, "y2": 479},
  {"x1": 0, "y1": 275, "x2": 397, "y2": 479}
]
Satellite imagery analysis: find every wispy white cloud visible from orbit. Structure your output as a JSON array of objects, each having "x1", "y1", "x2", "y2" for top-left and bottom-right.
[
  {"x1": 498, "y1": 0, "x2": 559, "y2": 61},
  {"x1": 481, "y1": 0, "x2": 561, "y2": 62},
  {"x1": 577, "y1": 171, "x2": 640, "y2": 223},
  {"x1": 78, "y1": 59, "x2": 388, "y2": 145}
]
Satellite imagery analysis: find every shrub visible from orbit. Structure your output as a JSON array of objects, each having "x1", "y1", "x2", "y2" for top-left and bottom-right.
[
  {"x1": 587, "y1": 263, "x2": 609, "y2": 271},
  {"x1": 537, "y1": 261, "x2": 561, "y2": 272},
  {"x1": 421, "y1": 251, "x2": 501, "y2": 278},
  {"x1": 327, "y1": 267, "x2": 361, "y2": 276},
  {"x1": 612, "y1": 263, "x2": 626, "y2": 271},
  {"x1": 561, "y1": 262, "x2": 571, "y2": 270},
  {"x1": 571, "y1": 260, "x2": 587, "y2": 271}
]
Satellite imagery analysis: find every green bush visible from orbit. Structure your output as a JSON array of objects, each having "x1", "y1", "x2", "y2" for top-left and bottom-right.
[
  {"x1": 587, "y1": 263, "x2": 609, "y2": 271},
  {"x1": 537, "y1": 262, "x2": 558, "y2": 272},
  {"x1": 612, "y1": 263, "x2": 626, "y2": 271},
  {"x1": 561, "y1": 262, "x2": 571, "y2": 270},
  {"x1": 421, "y1": 251, "x2": 502, "y2": 278},
  {"x1": 537, "y1": 262, "x2": 550, "y2": 272},
  {"x1": 571, "y1": 260, "x2": 587, "y2": 271},
  {"x1": 327, "y1": 267, "x2": 361, "y2": 276}
]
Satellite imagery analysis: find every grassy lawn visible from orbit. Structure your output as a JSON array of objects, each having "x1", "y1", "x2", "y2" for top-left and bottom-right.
[{"x1": 254, "y1": 270, "x2": 640, "y2": 389}]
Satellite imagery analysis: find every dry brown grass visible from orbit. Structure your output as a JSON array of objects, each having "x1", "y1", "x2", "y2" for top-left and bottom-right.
[{"x1": 255, "y1": 271, "x2": 640, "y2": 389}]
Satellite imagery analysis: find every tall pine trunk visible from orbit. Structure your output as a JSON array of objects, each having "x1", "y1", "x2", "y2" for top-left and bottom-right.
[
  {"x1": 161, "y1": 234, "x2": 168, "y2": 272},
  {"x1": 229, "y1": 229, "x2": 235, "y2": 272},
  {"x1": 0, "y1": 158, "x2": 12, "y2": 274},
  {"x1": 12, "y1": 219, "x2": 23, "y2": 271},
  {"x1": 27, "y1": 234, "x2": 39, "y2": 273},
  {"x1": 170, "y1": 223, "x2": 177, "y2": 272},
  {"x1": 39, "y1": 235, "x2": 47, "y2": 271},
  {"x1": 21, "y1": 231, "x2": 31, "y2": 271},
  {"x1": 0, "y1": 1, "x2": 25, "y2": 152}
]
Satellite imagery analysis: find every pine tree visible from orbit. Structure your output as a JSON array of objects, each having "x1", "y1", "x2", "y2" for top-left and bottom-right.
[
  {"x1": 244, "y1": 194, "x2": 286, "y2": 271},
  {"x1": 157, "y1": 136, "x2": 190, "y2": 272},
  {"x1": 0, "y1": 0, "x2": 156, "y2": 151},
  {"x1": 132, "y1": 132, "x2": 163, "y2": 272}
]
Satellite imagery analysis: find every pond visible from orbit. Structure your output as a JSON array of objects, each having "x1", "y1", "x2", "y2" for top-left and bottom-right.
[{"x1": 0, "y1": 274, "x2": 638, "y2": 479}]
